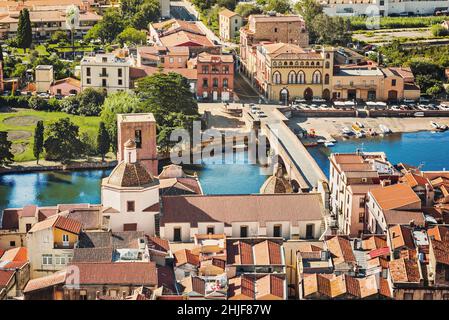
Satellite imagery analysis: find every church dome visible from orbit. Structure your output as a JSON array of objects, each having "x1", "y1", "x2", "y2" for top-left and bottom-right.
[
  {"x1": 260, "y1": 175, "x2": 292, "y2": 194},
  {"x1": 105, "y1": 162, "x2": 158, "y2": 188}
]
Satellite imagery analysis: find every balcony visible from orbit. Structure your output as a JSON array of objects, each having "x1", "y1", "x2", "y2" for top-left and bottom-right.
[{"x1": 99, "y1": 72, "x2": 108, "y2": 77}]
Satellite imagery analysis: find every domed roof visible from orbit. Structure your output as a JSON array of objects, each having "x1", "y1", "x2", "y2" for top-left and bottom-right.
[
  {"x1": 260, "y1": 175, "x2": 292, "y2": 194},
  {"x1": 124, "y1": 139, "x2": 136, "y2": 148},
  {"x1": 105, "y1": 162, "x2": 158, "y2": 188}
]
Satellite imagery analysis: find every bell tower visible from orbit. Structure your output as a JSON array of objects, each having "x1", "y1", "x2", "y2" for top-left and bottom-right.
[{"x1": 117, "y1": 113, "x2": 158, "y2": 176}]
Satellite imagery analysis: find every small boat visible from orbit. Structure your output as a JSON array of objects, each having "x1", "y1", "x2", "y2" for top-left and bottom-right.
[
  {"x1": 317, "y1": 139, "x2": 326, "y2": 144},
  {"x1": 356, "y1": 131, "x2": 366, "y2": 138},
  {"x1": 430, "y1": 121, "x2": 440, "y2": 129},
  {"x1": 355, "y1": 121, "x2": 364, "y2": 128},
  {"x1": 379, "y1": 124, "x2": 391, "y2": 134},
  {"x1": 324, "y1": 141, "x2": 335, "y2": 147},
  {"x1": 342, "y1": 127, "x2": 352, "y2": 135}
]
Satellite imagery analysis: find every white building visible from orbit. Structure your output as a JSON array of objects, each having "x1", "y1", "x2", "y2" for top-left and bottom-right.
[
  {"x1": 160, "y1": 193, "x2": 325, "y2": 242},
  {"x1": 80, "y1": 53, "x2": 133, "y2": 93},
  {"x1": 101, "y1": 139, "x2": 160, "y2": 235},
  {"x1": 316, "y1": 0, "x2": 449, "y2": 17},
  {"x1": 159, "y1": 0, "x2": 170, "y2": 18}
]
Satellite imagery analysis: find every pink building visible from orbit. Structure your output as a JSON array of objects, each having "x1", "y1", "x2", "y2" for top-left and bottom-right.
[
  {"x1": 190, "y1": 52, "x2": 234, "y2": 101},
  {"x1": 49, "y1": 77, "x2": 81, "y2": 97}
]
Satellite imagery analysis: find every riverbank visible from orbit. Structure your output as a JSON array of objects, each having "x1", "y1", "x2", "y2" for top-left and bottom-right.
[
  {"x1": 0, "y1": 157, "x2": 117, "y2": 174},
  {"x1": 290, "y1": 116, "x2": 449, "y2": 142}
]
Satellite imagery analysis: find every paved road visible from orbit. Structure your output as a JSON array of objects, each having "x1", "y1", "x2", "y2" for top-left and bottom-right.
[{"x1": 233, "y1": 73, "x2": 263, "y2": 103}]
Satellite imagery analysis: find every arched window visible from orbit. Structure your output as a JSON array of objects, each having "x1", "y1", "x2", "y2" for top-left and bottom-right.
[
  {"x1": 324, "y1": 74, "x2": 330, "y2": 85},
  {"x1": 284, "y1": 61, "x2": 288, "y2": 66},
  {"x1": 300, "y1": 62, "x2": 304, "y2": 66},
  {"x1": 316, "y1": 61, "x2": 320, "y2": 66},
  {"x1": 273, "y1": 62, "x2": 277, "y2": 66},
  {"x1": 313, "y1": 71, "x2": 322, "y2": 84},
  {"x1": 325, "y1": 61, "x2": 330, "y2": 68},
  {"x1": 297, "y1": 71, "x2": 305, "y2": 84},
  {"x1": 289, "y1": 61, "x2": 293, "y2": 66},
  {"x1": 305, "y1": 62, "x2": 309, "y2": 66},
  {"x1": 295, "y1": 61, "x2": 299, "y2": 66},
  {"x1": 311, "y1": 62, "x2": 315, "y2": 66},
  {"x1": 288, "y1": 71, "x2": 296, "y2": 84},
  {"x1": 326, "y1": 53, "x2": 330, "y2": 59},
  {"x1": 273, "y1": 71, "x2": 281, "y2": 84}
]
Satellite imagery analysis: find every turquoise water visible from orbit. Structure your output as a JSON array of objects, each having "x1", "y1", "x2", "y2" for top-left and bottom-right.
[
  {"x1": 308, "y1": 130, "x2": 449, "y2": 177},
  {"x1": 0, "y1": 152, "x2": 269, "y2": 215}
]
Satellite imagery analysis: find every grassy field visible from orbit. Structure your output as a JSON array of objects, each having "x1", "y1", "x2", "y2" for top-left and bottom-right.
[{"x1": 0, "y1": 109, "x2": 101, "y2": 162}]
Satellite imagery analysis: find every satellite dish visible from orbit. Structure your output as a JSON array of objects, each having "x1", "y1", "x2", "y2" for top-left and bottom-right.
[{"x1": 65, "y1": 5, "x2": 80, "y2": 31}]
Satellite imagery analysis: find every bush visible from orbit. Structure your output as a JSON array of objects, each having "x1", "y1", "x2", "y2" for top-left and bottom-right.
[
  {"x1": 0, "y1": 95, "x2": 30, "y2": 108},
  {"x1": 28, "y1": 96, "x2": 48, "y2": 111},
  {"x1": 431, "y1": 24, "x2": 449, "y2": 37}
]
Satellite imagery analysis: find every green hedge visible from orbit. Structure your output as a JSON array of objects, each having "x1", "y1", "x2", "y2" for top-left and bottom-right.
[{"x1": 350, "y1": 16, "x2": 449, "y2": 31}]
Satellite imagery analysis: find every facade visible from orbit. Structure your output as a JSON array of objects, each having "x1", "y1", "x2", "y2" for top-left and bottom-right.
[
  {"x1": 101, "y1": 139, "x2": 160, "y2": 235},
  {"x1": 49, "y1": 77, "x2": 81, "y2": 97},
  {"x1": 160, "y1": 193, "x2": 325, "y2": 242},
  {"x1": 254, "y1": 43, "x2": 334, "y2": 102},
  {"x1": 0, "y1": 4, "x2": 101, "y2": 40},
  {"x1": 190, "y1": 52, "x2": 234, "y2": 101},
  {"x1": 26, "y1": 215, "x2": 82, "y2": 278},
  {"x1": 329, "y1": 152, "x2": 400, "y2": 236},
  {"x1": 35, "y1": 65, "x2": 53, "y2": 93},
  {"x1": 320, "y1": 0, "x2": 449, "y2": 17},
  {"x1": 219, "y1": 9, "x2": 243, "y2": 41},
  {"x1": 240, "y1": 13, "x2": 309, "y2": 78},
  {"x1": 136, "y1": 46, "x2": 190, "y2": 68},
  {"x1": 80, "y1": 53, "x2": 133, "y2": 93},
  {"x1": 116, "y1": 113, "x2": 158, "y2": 176}
]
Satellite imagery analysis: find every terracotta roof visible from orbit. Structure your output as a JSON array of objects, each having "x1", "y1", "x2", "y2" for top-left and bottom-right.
[
  {"x1": 226, "y1": 239, "x2": 283, "y2": 266},
  {"x1": 197, "y1": 52, "x2": 233, "y2": 63},
  {"x1": 104, "y1": 162, "x2": 158, "y2": 188},
  {"x1": 401, "y1": 172, "x2": 431, "y2": 189},
  {"x1": 68, "y1": 262, "x2": 157, "y2": 286},
  {"x1": 250, "y1": 14, "x2": 305, "y2": 23},
  {"x1": 383, "y1": 209, "x2": 425, "y2": 226},
  {"x1": 325, "y1": 236, "x2": 356, "y2": 265},
  {"x1": 160, "y1": 31, "x2": 214, "y2": 47},
  {"x1": 64, "y1": 208, "x2": 102, "y2": 230},
  {"x1": 174, "y1": 249, "x2": 200, "y2": 267},
  {"x1": 161, "y1": 193, "x2": 324, "y2": 227},
  {"x1": 180, "y1": 276, "x2": 205, "y2": 295},
  {"x1": 0, "y1": 270, "x2": 15, "y2": 288},
  {"x1": 260, "y1": 175, "x2": 292, "y2": 194},
  {"x1": 0, "y1": 247, "x2": 27, "y2": 262},
  {"x1": 72, "y1": 247, "x2": 113, "y2": 263},
  {"x1": 219, "y1": 8, "x2": 239, "y2": 18},
  {"x1": 159, "y1": 177, "x2": 202, "y2": 196},
  {"x1": 1, "y1": 209, "x2": 21, "y2": 230},
  {"x1": 303, "y1": 273, "x2": 346, "y2": 298},
  {"x1": 28, "y1": 214, "x2": 82, "y2": 234},
  {"x1": 23, "y1": 271, "x2": 66, "y2": 293},
  {"x1": 389, "y1": 258, "x2": 421, "y2": 283},
  {"x1": 51, "y1": 77, "x2": 81, "y2": 87},
  {"x1": 431, "y1": 238, "x2": 449, "y2": 265},
  {"x1": 428, "y1": 225, "x2": 449, "y2": 242},
  {"x1": 228, "y1": 274, "x2": 285, "y2": 300},
  {"x1": 157, "y1": 265, "x2": 177, "y2": 293},
  {"x1": 370, "y1": 183, "x2": 421, "y2": 211},
  {"x1": 147, "y1": 236, "x2": 170, "y2": 252},
  {"x1": 389, "y1": 225, "x2": 416, "y2": 251},
  {"x1": 361, "y1": 235, "x2": 387, "y2": 251}
]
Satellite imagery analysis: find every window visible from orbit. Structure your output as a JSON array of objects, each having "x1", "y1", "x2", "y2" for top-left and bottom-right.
[
  {"x1": 223, "y1": 78, "x2": 228, "y2": 88},
  {"x1": 392, "y1": 79, "x2": 396, "y2": 86},
  {"x1": 102, "y1": 57, "x2": 107, "y2": 63},
  {"x1": 202, "y1": 79, "x2": 208, "y2": 88},
  {"x1": 184, "y1": 271, "x2": 190, "y2": 277},
  {"x1": 273, "y1": 225, "x2": 282, "y2": 237},
  {"x1": 223, "y1": 66, "x2": 229, "y2": 74},
  {"x1": 173, "y1": 227, "x2": 182, "y2": 242},
  {"x1": 56, "y1": 89, "x2": 62, "y2": 95},
  {"x1": 62, "y1": 234, "x2": 69, "y2": 243},
  {"x1": 127, "y1": 201, "x2": 135, "y2": 212},
  {"x1": 135, "y1": 130, "x2": 142, "y2": 148},
  {"x1": 288, "y1": 71, "x2": 296, "y2": 84},
  {"x1": 86, "y1": 78, "x2": 91, "y2": 84},
  {"x1": 102, "y1": 79, "x2": 107, "y2": 87},
  {"x1": 359, "y1": 212, "x2": 364, "y2": 223},
  {"x1": 55, "y1": 255, "x2": 66, "y2": 265},
  {"x1": 42, "y1": 254, "x2": 52, "y2": 265},
  {"x1": 297, "y1": 71, "x2": 305, "y2": 84},
  {"x1": 213, "y1": 78, "x2": 218, "y2": 88},
  {"x1": 169, "y1": 57, "x2": 174, "y2": 63},
  {"x1": 118, "y1": 68, "x2": 122, "y2": 78},
  {"x1": 403, "y1": 292, "x2": 413, "y2": 300},
  {"x1": 312, "y1": 71, "x2": 322, "y2": 84},
  {"x1": 101, "y1": 67, "x2": 107, "y2": 76},
  {"x1": 306, "y1": 224, "x2": 314, "y2": 239},
  {"x1": 359, "y1": 198, "x2": 365, "y2": 208},
  {"x1": 240, "y1": 226, "x2": 248, "y2": 238},
  {"x1": 324, "y1": 74, "x2": 330, "y2": 85},
  {"x1": 423, "y1": 293, "x2": 433, "y2": 300},
  {"x1": 123, "y1": 223, "x2": 137, "y2": 231},
  {"x1": 26, "y1": 223, "x2": 32, "y2": 232},
  {"x1": 272, "y1": 72, "x2": 281, "y2": 84},
  {"x1": 118, "y1": 79, "x2": 123, "y2": 86},
  {"x1": 274, "y1": 28, "x2": 278, "y2": 32},
  {"x1": 202, "y1": 66, "x2": 209, "y2": 74},
  {"x1": 79, "y1": 290, "x2": 87, "y2": 300},
  {"x1": 207, "y1": 226, "x2": 214, "y2": 234},
  {"x1": 86, "y1": 67, "x2": 91, "y2": 76},
  {"x1": 9, "y1": 241, "x2": 15, "y2": 247}
]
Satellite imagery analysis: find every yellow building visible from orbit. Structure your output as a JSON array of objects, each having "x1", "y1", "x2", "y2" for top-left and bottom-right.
[
  {"x1": 219, "y1": 9, "x2": 243, "y2": 42},
  {"x1": 254, "y1": 43, "x2": 334, "y2": 102}
]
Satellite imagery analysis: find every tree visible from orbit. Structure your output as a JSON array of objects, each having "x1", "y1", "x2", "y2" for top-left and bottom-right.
[
  {"x1": 51, "y1": 30, "x2": 69, "y2": 44},
  {"x1": 132, "y1": 0, "x2": 160, "y2": 30},
  {"x1": 33, "y1": 121, "x2": 44, "y2": 164},
  {"x1": 235, "y1": 3, "x2": 262, "y2": 18},
  {"x1": 217, "y1": 0, "x2": 237, "y2": 11},
  {"x1": 426, "y1": 83, "x2": 444, "y2": 97},
  {"x1": 0, "y1": 45, "x2": 3, "y2": 61},
  {"x1": 309, "y1": 14, "x2": 351, "y2": 46},
  {"x1": 264, "y1": 0, "x2": 291, "y2": 14},
  {"x1": 28, "y1": 96, "x2": 48, "y2": 111},
  {"x1": 84, "y1": 9, "x2": 125, "y2": 44},
  {"x1": 97, "y1": 122, "x2": 110, "y2": 162},
  {"x1": 136, "y1": 72, "x2": 200, "y2": 153},
  {"x1": 294, "y1": 0, "x2": 322, "y2": 25},
  {"x1": 101, "y1": 92, "x2": 143, "y2": 152},
  {"x1": 78, "y1": 88, "x2": 106, "y2": 116},
  {"x1": 17, "y1": 9, "x2": 32, "y2": 52},
  {"x1": 44, "y1": 118, "x2": 84, "y2": 163},
  {"x1": 0, "y1": 131, "x2": 14, "y2": 166},
  {"x1": 116, "y1": 27, "x2": 147, "y2": 46}
]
